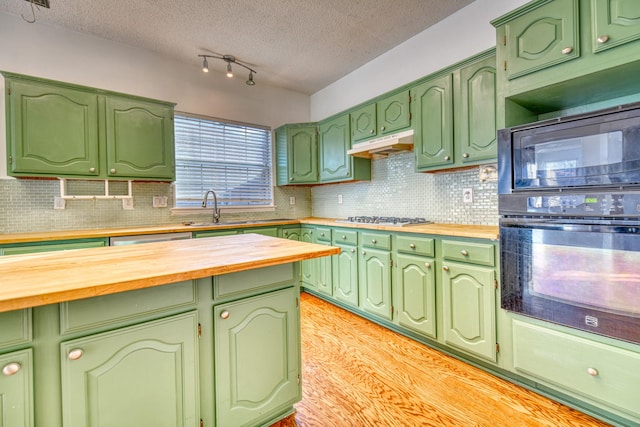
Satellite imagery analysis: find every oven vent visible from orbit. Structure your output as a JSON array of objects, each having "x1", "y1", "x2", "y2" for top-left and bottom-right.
[{"x1": 24, "y1": 0, "x2": 50, "y2": 8}]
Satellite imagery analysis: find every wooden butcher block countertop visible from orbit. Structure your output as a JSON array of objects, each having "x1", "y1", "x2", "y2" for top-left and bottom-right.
[{"x1": 0, "y1": 233, "x2": 339, "y2": 313}]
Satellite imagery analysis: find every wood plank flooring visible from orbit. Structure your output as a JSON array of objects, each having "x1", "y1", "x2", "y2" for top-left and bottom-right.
[{"x1": 273, "y1": 292, "x2": 611, "y2": 427}]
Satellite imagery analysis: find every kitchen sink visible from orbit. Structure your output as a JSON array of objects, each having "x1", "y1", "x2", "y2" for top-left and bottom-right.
[{"x1": 184, "y1": 219, "x2": 294, "y2": 227}]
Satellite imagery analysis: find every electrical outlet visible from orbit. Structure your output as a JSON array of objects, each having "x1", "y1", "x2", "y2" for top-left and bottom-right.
[
  {"x1": 463, "y1": 188, "x2": 473, "y2": 204},
  {"x1": 153, "y1": 196, "x2": 168, "y2": 208},
  {"x1": 289, "y1": 196, "x2": 296, "y2": 205},
  {"x1": 53, "y1": 197, "x2": 66, "y2": 210},
  {"x1": 122, "y1": 198, "x2": 134, "y2": 210},
  {"x1": 338, "y1": 194, "x2": 343, "y2": 204}
]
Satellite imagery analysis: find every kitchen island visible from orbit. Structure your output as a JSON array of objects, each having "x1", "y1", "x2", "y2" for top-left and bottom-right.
[{"x1": 0, "y1": 233, "x2": 339, "y2": 427}]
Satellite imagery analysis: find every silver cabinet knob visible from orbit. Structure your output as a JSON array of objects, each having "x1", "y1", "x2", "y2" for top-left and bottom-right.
[
  {"x1": 68, "y1": 349, "x2": 84, "y2": 361},
  {"x1": 220, "y1": 310, "x2": 230, "y2": 319},
  {"x1": 380, "y1": 126, "x2": 386, "y2": 131},
  {"x1": 289, "y1": 177, "x2": 294, "y2": 182},
  {"x1": 561, "y1": 47, "x2": 574, "y2": 55},
  {"x1": 462, "y1": 153, "x2": 469, "y2": 158},
  {"x1": 587, "y1": 367, "x2": 599, "y2": 377},
  {"x1": 110, "y1": 168, "x2": 116, "y2": 174},
  {"x1": 284, "y1": 231, "x2": 289, "y2": 236},
  {"x1": 597, "y1": 35, "x2": 609, "y2": 44},
  {"x1": 443, "y1": 265, "x2": 449, "y2": 271},
  {"x1": 369, "y1": 129, "x2": 375, "y2": 134},
  {"x1": 350, "y1": 248, "x2": 355, "y2": 253},
  {"x1": 361, "y1": 251, "x2": 366, "y2": 256},
  {"x1": 409, "y1": 243, "x2": 416, "y2": 249},
  {"x1": 444, "y1": 155, "x2": 450, "y2": 161},
  {"x1": 320, "y1": 232, "x2": 325, "y2": 237},
  {"x1": 89, "y1": 167, "x2": 96, "y2": 173},
  {"x1": 345, "y1": 171, "x2": 350, "y2": 176},
  {"x1": 424, "y1": 262, "x2": 431, "y2": 269},
  {"x1": 371, "y1": 239, "x2": 377, "y2": 244},
  {"x1": 2, "y1": 362, "x2": 21, "y2": 376},
  {"x1": 341, "y1": 235, "x2": 346, "y2": 239},
  {"x1": 461, "y1": 250, "x2": 469, "y2": 256}
]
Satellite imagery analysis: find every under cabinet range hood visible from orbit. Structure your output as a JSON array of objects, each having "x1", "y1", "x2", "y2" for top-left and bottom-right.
[{"x1": 347, "y1": 129, "x2": 414, "y2": 159}]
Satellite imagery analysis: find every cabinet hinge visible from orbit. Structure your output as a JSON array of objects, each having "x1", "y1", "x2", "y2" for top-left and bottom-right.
[
  {"x1": 494, "y1": 279, "x2": 498, "y2": 290},
  {"x1": 504, "y1": 60, "x2": 507, "y2": 71},
  {"x1": 200, "y1": 419, "x2": 204, "y2": 427},
  {"x1": 390, "y1": 259, "x2": 394, "y2": 268},
  {"x1": 8, "y1": 156, "x2": 12, "y2": 165},
  {"x1": 503, "y1": 35, "x2": 506, "y2": 46},
  {"x1": 296, "y1": 297, "x2": 299, "y2": 308},
  {"x1": 496, "y1": 343, "x2": 500, "y2": 353},
  {"x1": 298, "y1": 374, "x2": 301, "y2": 385},
  {"x1": 7, "y1": 87, "x2": 11, "y2": 95},
  {"x1": 409, "y1": 112, "x2": 412, "y2": 120},
  {"x1": 198, "y1": 323, "x2": 202, "y2": 337}
]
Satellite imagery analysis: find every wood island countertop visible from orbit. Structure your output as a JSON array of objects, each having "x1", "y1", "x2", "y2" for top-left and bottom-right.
[{"x1": 0, "y1": 233, "x2": 339, "y2": 313}]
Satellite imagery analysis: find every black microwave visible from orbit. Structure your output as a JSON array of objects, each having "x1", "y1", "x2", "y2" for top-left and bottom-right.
[{"x1": 498, "y1": 102, "x2": 640, "y2": 196}]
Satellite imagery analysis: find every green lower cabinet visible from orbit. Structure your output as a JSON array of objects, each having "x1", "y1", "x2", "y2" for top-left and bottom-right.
[
  {"x1": 214, "y1": 287, "x2": 300, "y2": 427},
  {"x1": 316, "y1": 241, "x2": 333, "y2": 296},
  {"x1": 250, "y1": 227, "x2": 279, "y2": 237},
  {"x1": 332, "y1": 243, "x2": 359, "y2": 307},
  {"x1": 441, "y1": 262, "x2": 496, "y2": 363},
  {"x1": 300, "y1": 227, "x2": 316, "y2": 289},
  {"x1": 358, "y1": 247, "x2": 392, "y2": 320},
  {"x1": 0, "y1": 239, "x2": 107, "y2": 256},
  {"x1": 194, "y1": 229, "x2": 241, "y2": 238},
  {"x1": 0, "y1": 349, "x2": 34, "y2": 427},
  {"x1": 394, "y1": 254, "x2": 437, "y2": 340},
  {"x1": 60, "y1": 311, "x2": 199, "y2": 427}
]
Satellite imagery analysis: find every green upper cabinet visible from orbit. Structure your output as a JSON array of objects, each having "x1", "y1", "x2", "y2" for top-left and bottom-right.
[
  {"x1": 591, "y1": 0, "x2": 640, "y2": 53},
  {"x1": 318, "y1": 114, "x2": 371, "y2": 183},
  {"x1": 411, "y1": 74, "x2": 454, "y2": 170},
  {"x1": 104, "y1": 96, "x2": 174, "y2": 180},
  {"x1": 275, "y1": 123, "x2": 318, "y2": 185},
  {"x1": 350, "y1": 90, "x2": 411, "y2": 144},
  {"x1": 377, "y1": 90, "x2": 411, "y2": 135},
  {"x1": 455, "y1": 54, "x2": 498, "y2": 165},
  {"x1": 350, "y1": 103, "x2": 377, "y2": 142},
  {"x1": 4, "y1": 72, "x2": 176, "y2": 181},
  {"x1": 502, "y1": 0, "x2": 580, "y2": 80},
  {"x1": 60, "y1": 311, "x2": 199, "y2": 427},
  {"x1": 6, "y1": 78, "x2": 100, "y2": 177}
]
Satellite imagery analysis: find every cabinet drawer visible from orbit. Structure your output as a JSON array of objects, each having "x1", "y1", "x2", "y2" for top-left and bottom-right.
[
  {"x1": 60, "y1": 280, "x2": 197, "y2": 334},
  {"x1": 395, "y1": 235, "x2": 434, "y2": 257},
  {"x1": 513, "y1": 320, "x2": 640, "y2": 417},
  {"x1": 214, "y1": 263, "x2": 297, "y2": 300},
  {"x1": 332, "y1": 229, "x2": 358, "y2": 246},
  {"x1": 441, "y1": 240, "x2": 494, "y2": 266},
  {"x1": 361, "y1": 232, "x2": 392, "y2": 250},
  {"x1": 315, "y1": 227, "x2": 332, "y2": 242},
  {"x1": 0, "y1": 309, "x2": 31, "y2": 348}
]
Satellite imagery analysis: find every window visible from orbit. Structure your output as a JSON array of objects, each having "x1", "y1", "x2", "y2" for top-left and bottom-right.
[{"x1": 174, "y1": 113, "x2": 273, "y2": 208}]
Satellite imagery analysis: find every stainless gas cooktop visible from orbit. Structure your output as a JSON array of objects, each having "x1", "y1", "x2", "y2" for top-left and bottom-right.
[{"x1": 335, "y1": 216, "x2": 432, "y2": 227}]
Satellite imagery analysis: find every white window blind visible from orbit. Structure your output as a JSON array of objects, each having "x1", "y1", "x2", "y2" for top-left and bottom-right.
[{"x1": 174, "y1": 113, "x2": 273, "y2": 207}]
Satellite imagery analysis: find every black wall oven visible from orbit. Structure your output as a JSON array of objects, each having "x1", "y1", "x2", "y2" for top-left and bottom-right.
[{"x1": 498, "y1": 102, "x2": 640, "y2": 344}]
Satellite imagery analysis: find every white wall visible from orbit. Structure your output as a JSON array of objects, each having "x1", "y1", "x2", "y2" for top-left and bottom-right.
[
  {"x1": 310, "y1": 0, "x2": 530, "y2": 120},
  {"x1": 0, "y1": 11, "x2": 311, "y2": 177}
]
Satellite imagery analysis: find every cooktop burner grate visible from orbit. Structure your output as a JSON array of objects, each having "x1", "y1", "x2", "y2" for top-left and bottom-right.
[{"x1": 336, "y1": 216, "x2": 432, "y2": 226}]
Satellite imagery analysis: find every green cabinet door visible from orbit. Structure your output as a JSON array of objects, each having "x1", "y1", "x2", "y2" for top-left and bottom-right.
[
  {"x1": 288, "y1": 125, "x2": 318, "y2": 184},
  {"x1": 377, "y1": 90, "x2": 411, "y2": 135},
  {"x1": 359, "y1": 247, "x2": 392, "y2": 320},
  {"x1": 441, "y1": 262, "x2": 496, "y2": 362},
  {"x1": 316, "y1": 241, "x2": 333, "y2": 296},
  {"x1": 6, "y1": 78, "x2": 100, "y2": 177},
  {"x1": 319, "y1": 114, "x2": 351, "y2": 182},
  {"x1": 395, "y1": 254, "x2": 436, "y2": 339},
  {"x1": 214, "y1": 287, "x2": 300, "y2": 427},
  {"x1": 60, "y1": 311, "x2": 199, "y2": 427},
  {"x1": 350, "y1": 103, "x2": 377, "y2": 142},
  {"x1": 300, "y1": 227, "x2": 317, "y2": 289},
  {"x1": 455, "y1": 55, "x2": 498, "y2": 164},
  {"x1": 280, "y1": 227, "x2": 301, "y2": 240},
  {"x1": 592, "y1": 0, "x2": 640, "y2": 53},
  {"x1": 332, "y1": 243, "x2": 358, "y2": 307},
  {"x1": 504, "y1": 0, "x2": 579, "y2": 80},
  {"x1": 412, "y1": 74, "x2": 454, "y2": 169},
  {"x1": 0, "y1": 349, "x2": 33, "y2": 427},
  {"x1": 105, "y1": 96, "x2": 175, "y2": 180}
]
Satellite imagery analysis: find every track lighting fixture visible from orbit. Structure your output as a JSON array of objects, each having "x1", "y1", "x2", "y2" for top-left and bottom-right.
[{"x1": 198, "y1": 53, "x2": 257, "y2": 86}]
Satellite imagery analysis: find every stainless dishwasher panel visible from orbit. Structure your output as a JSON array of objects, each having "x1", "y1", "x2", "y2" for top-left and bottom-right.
[{"x1": 109, "y1": 232, "x2": 192, "y2": 246}]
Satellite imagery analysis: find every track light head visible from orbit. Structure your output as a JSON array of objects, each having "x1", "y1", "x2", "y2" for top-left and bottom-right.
[
  {"x1": 246, "y1": 71, "x2": 255, "y2": 86},
  {"x1": 198, "y1": 53, "x2": 256, "y2": 86},
  {"x1": 202, "y1": 57, "x2": 209, "y2": 73},
  {"x1": 226, "y1": 62, "x2": 233, "y2": 78}
]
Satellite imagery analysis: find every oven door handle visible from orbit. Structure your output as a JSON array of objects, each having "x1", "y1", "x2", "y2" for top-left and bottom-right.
[{"x1": 499, "y1": 219, "x2": 640, "y2": 234}]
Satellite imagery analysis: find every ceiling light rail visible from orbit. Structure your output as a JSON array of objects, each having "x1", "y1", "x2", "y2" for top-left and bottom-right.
[{"x1": 198, "y1": 54, "x2": 257, "y2": 86}]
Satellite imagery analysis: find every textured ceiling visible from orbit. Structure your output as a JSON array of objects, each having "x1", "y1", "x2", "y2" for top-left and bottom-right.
[{"x1": 0, "y1": 0, "x2": 475, "y2": 94}]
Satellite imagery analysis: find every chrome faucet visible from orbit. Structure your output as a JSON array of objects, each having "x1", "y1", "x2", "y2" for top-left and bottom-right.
[{"x1": 202, "y1": 190, "x2": 221, "y2": 223}]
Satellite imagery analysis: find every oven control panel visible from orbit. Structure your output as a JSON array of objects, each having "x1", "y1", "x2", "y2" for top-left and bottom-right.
[{"x1": 526, "y1": 193, "x2": 640, "y2": 216}]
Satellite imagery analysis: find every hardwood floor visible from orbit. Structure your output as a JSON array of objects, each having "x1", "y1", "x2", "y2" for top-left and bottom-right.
[{"x1": 274, "y1": 292, "x2": 611, "y2": 427}]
